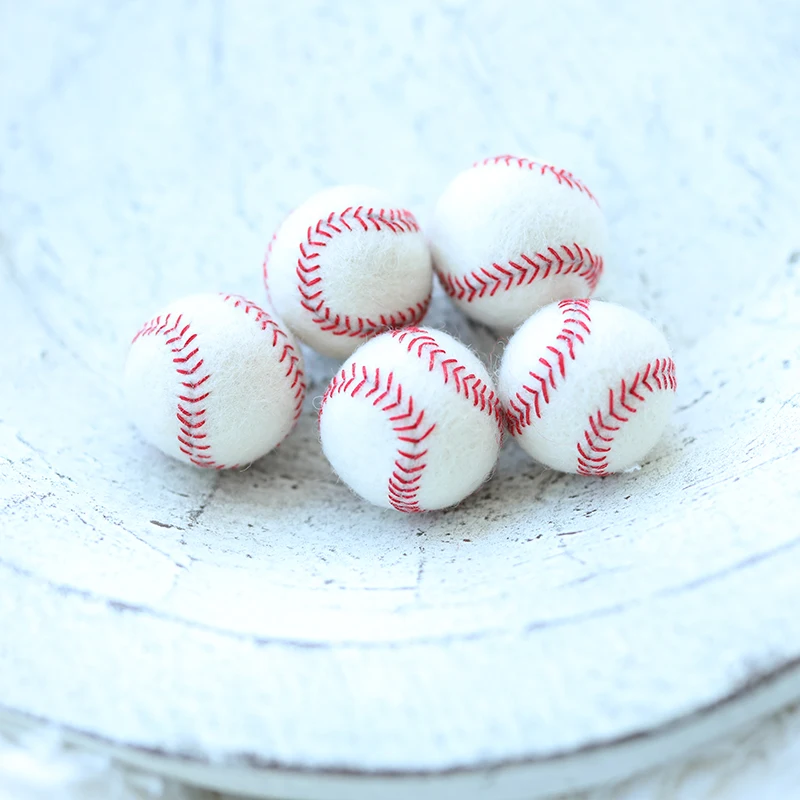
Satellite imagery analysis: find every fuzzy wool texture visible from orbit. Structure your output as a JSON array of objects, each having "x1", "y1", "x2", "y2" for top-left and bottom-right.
[
  {"x1": 265, "y1": 185, "x2": 433, "y2": 359},
  {"x1": 4, "y1": 0, "x2": 800, "y2": 797},
  {"x1": 319, "y1": 327, "x2": 502, "y2": 512},
  {"x1": 498, "y1": 300, "x2": 675, "y2": 474},
  {"x1": 123, "y1": 293, "x2": 304, "y2": 469},
  {"x1": 429, "y1": 157, "x2": 607, "y2": 331}
]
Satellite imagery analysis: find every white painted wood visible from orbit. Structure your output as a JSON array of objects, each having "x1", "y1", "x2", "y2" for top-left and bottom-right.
[{"x1": 1, "y1": 0, "x2": 799, "y2": 798}]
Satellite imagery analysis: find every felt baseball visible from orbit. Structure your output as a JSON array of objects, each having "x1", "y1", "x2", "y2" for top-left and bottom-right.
[
  {"x1": 499, "y1": 299, "x2": 676, "y2": 475},
  {"x1": 264, "y1": 185, "x2": 433, "y2": 359},
  {"x1": 319, "y1": 327, "x2": 503, "y2": 512},
  {"x1": 429, "y1": 155, "x2": 608, "y2": 331},
  {"x1": 124, "y1": 293, "x2": 305, "y2": 468}
]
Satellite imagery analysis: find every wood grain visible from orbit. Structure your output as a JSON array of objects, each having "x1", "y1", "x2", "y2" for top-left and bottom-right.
[{"x1": 0, "y1": 0, "x2": 799, "y2": 797}]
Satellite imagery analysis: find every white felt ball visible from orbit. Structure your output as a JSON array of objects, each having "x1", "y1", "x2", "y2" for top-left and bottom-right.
[
  {"x1": 498, "y1": 299, "x2": 677, "y2": 475},
  {"x1": 319, "y1": 327, "x2": 503, "y2": 512},
  {"x1": 264, "y1": 185, "x2": 433, "y2": 359},
  {"x1": 429, "y1": 155, "x2": 608, "y2": 331},
  {"x1": 124, "y1": 293, "x2": 306, "y2": 468}
]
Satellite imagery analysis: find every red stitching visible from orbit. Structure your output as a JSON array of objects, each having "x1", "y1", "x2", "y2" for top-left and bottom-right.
[
  {"x1": 474, "y1": 155, "x2": 599, "y2": 205},
  {"x1": 506, "y1": 299, "x2": 592, "y2": 435},
  {"x1": 319, "y1": 328, "x2": 502, "y2": 512},
  {"x1": 576, "y1": 358, "x2": 677, "y2": 476},
  {"x1": 262, "y1": 228, "x2": 279, "y2": 308},
  {"x1": 296, "y1": 206, "x2": 430, "y2": 338},
  {"x1": 389, "y1": 328, "x2": 504, "y2": 427},
  {"x1": 132, "y1": 295, "x2": 306, "y2": 469},
  {"x1": 320, "y1": 363, "x2": 434, "y2": 512},
  {"x1": 134, "y1": 312, "x2": 225, "y2": 469},
  {"x1": 437, "y1": 243, "x2": 602, "y2": 305},
  {"x1": 437, "y1": 155, "x2": 602, "y2": 306},
  {"x1": 219, "y1": 294, "x2": 307, "y2": 424}
]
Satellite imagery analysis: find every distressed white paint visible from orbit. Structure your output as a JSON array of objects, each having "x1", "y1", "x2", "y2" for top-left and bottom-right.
[{"x1": 0, "y1": 1, "x2": 799, "y2": 798}]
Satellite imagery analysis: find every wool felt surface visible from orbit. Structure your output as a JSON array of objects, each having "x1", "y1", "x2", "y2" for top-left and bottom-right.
[
  {"x1": 319, "y1": 327, "x2": 503, "y2": 512},
  {"x1": 265, "y1": 185, "x2": 433, "y2": 359},
  {"x1": 124, "y1": 293, "x2": 305, "y2": 468},
  {"x1": 2, "y1": 0, "x2": 799, "y2": 798},
  {"x1": 499, "y1": 299, "x2": 675, "y2": 474},
  {"x1": 429, "y1": 156, "x2": 607, "y2": 330}
]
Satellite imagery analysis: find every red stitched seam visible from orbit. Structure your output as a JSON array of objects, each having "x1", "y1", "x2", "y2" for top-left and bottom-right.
[
  {"x1": 388, "y1": 328, "x2": 504, "y2": 431},
  {"x1": 296, "y1": 206, "x2": 430, "y2": 338},
  {"x1": 436, "y1": 243, "x2": 602, "y2": 304},
  {"x1": 320, "y1": 363, "x2": 434, "y2": 513},
  {"x1": 474, "y1": 154, "x2": 599, "y2": 205},
  {"x1": 219, "y1": 294, "x2": 307, "y2": 424},
  {"x1": 131, "y1": 295, "x2": 306, "y2": 470},
  {"x1": 576, "y1": 358, "x2": 677, "y2": 476},
  {"x1": 133, "y1": 312, "x2": 227, "y2": 469},
  {"x1": 506, "y1": 299, "x2": 592, "y2": 435}
]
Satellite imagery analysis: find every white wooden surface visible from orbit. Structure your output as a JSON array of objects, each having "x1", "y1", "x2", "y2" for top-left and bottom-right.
[
  {"x1": 1, "y1": 1, "x2": 799, "y2": 798},
  {"x1": 4, "y1": 699, "x2": 800, "y2": 800}
]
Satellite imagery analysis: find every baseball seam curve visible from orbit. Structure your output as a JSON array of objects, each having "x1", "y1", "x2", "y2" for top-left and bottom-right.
[
  {"x1": 506, "y1": 299, "x2": 592, "y2": 434},
  {"x1": 295, "y1": 206, "x2": 430, "y2": 339},
  {"x1": 475, "y1": 154, "x2": 599, "y2": 205},
  {"x1": 319, "y1": 328, "x2": 502, "y2": 512},
  {"x1": 321, "y1": 363, "x2": 434, "y2": 512},
  {"x1": 577, "y1": 357, "x2": 677, "y2": 476},
  {"x1": 132, "y1": 294, "x2": 304, "y2": 469},
  {"x1": 436, "y1": 243, "x2": 602, "y2": 306}
]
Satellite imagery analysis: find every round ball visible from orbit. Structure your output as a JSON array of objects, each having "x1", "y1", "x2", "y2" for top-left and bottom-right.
[
  {"x1": 319, "y1": 327, "x2": 503, "y2": 511},
  {"x1": 264, "y1": 185, "x2": 433, "y2": 359},
  {"x1": 124, "y1": 293, "x2": 306, "y2": 468},
  {"x1": 430, "y1": 155, "x2": 608, "y2": 331},
  {"x1": 498, "y1": 300, "x2": 676, "y2": 474}
]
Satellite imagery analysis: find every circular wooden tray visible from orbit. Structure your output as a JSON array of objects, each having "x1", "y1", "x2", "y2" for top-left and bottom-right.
[{"x1": 1, "y1": 2, "x2": 799, "y2": 797}]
